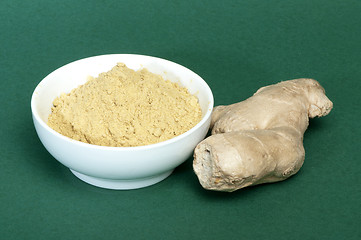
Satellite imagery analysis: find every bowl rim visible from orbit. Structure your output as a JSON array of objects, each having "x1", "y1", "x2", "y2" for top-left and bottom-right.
[{"x1": 31, "y1": 53, "x2": 214, "y2": 151}]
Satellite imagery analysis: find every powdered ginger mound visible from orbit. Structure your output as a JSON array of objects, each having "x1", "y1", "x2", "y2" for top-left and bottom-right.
[{"x1": 47, "y1": 63, "x2": 202, "y2": 147}]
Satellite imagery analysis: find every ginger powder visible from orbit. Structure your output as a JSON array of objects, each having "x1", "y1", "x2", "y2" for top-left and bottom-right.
[{"x1": 47, "y1": 63, "x2": 202, "y2": 147}]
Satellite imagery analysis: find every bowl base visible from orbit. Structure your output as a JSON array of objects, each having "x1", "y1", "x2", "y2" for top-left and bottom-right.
[{"x1": 70, "y1": 169, "x2": 173, "y2": 190}]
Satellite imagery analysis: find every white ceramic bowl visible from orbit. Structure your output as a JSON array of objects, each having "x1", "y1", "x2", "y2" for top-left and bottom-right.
[{"x1": 31, "y1": 54, "x2": 214, "y2": 190}]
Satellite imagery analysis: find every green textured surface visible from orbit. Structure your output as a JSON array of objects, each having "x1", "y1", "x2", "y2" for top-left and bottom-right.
[{"x1": 1, "y1": 0, "x2": 360, "y2": 239}]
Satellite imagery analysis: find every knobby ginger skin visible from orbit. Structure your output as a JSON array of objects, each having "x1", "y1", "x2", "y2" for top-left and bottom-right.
[{"x1": 193, "y1": 78, "x2": 333, "y2": 192}]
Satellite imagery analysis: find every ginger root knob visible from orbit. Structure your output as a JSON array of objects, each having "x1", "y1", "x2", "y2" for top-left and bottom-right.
[{"x1": 193, "y1": 78, "x2": 333, "y2": 192}]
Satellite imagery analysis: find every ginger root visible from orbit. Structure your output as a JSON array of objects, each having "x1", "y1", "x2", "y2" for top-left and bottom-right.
[{"x1": 193, "y1": 78, "x2": 333, "y2": 192}]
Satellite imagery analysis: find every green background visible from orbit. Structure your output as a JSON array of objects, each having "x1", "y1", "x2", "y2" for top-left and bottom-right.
[{"x1": 1, "y1": 0, "x2": 360, "y2": 239}]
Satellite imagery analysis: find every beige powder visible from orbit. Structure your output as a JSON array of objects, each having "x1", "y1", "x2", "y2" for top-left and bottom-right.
[{"x1": 47, "y1": 63, "x2": 202, "y2": 147}]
